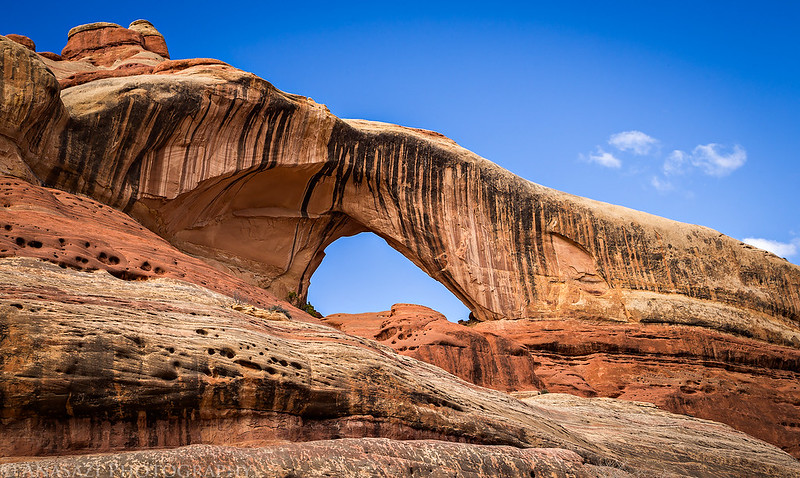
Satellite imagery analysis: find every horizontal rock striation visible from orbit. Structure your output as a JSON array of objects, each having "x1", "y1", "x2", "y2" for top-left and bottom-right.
[
  {"x1": 2, "y1": 20, "x2": 800, "y2": 473},
  {"x1": 62, "y1": 20, "x2": 169, "y2": 64},
  {"x1": 0, "y1": 175, "x2": 309, "y2": 314},
  {"x1": 488, "y1": 318, "x2": 800, "y2": 458},
  {"x1": 0, "y1": 441, "x2": 598, "y2": 478},
  {"x1": 1, "y1": 256, "x2": 797, "y2": 476},
  {"x1": 327, "y1": 305, "x2": 800, "y2": 457},
  {"x1": 0, "y1": 257, "x2": 581, "y2": 457}
]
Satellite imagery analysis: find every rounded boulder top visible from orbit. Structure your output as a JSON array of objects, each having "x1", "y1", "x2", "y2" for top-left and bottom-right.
[
  {"x1": 67, "y1": 22, "x2": 123, "y2": 39},
  {"x1": 128, "y1": 20, "x2": 164, "y2": 38},
  {"x1": 3, "y1": 34, "x2": 35, "y2": 51}
]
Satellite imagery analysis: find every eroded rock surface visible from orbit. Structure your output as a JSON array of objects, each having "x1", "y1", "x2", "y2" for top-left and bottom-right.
[
  {"x1": 517, "y1": 393, "x2": 799, "y2": 478},
  {"x1": 1, "y1": 26, "x2": 798, "y2": 342},
  {"x1": 0, "y1": 175, "x2": 307, "y2": 314},
  {"x1": 2, "y1": 20, "x2": 800, "y2": 475},
  {"x1": 0, "y1": 441, "x2": 601, "y2": 478},
  {"x1": 1, "y1": 257, "x2": 798, "y2": 477},
  {"x1": 327, "y1": 305, "x2": 800, "y2": 458},
  {"x1": 323, "y1": 304, "x2": 544, "y2": 392},
  {"x1": 0, "y1": 257, "x2": 579, "y2": 457},
  {"x1": 493, "y1": 318, "x2": 800, "y2": 459}
]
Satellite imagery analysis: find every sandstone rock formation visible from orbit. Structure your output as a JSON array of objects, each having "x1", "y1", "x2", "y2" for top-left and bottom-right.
[
  {"x1": 323, "y1": 304, "x2": 544, "y2": 392},
  {"x1": 3, "y1": 27, "x2": 799, "y2": 341},
  {"x1": 4, "y1": 33, "x2": 35, "y2": 51},
  {"x1": 0, "y1": 175, "x2": 310, "y2": 314},
  {"x1": 2, "y1": 20, "x2": 800, "y2": 475},
  {"x1": 328, "y1": 305, "x2": 800, "y2": 457},
  {"x1": 0, "y1": 441, "x2": 599, "y2": 478},
  {"x1": 1, "y1": 253, "x2": 798, "y2": 476}
]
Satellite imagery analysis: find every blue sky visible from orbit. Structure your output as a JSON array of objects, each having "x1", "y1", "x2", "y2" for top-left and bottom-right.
[{"x1": 4, "y1": 2, "x2": 799, "y2": 321}]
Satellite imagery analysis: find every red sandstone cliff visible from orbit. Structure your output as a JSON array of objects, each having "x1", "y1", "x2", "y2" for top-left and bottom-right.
[{"x1": 324, "y1": 305, "x2": 800, "y2": 458}]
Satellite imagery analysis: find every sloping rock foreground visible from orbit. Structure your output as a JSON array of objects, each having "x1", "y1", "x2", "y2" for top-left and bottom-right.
[
  {"x1": 0, "y1": 254, "x2": 798, "y2": 476},
  {"x1": 325, "y1": 304, "x2": 800, "y2": 458},
  {"x1": 0, "y1": 441, "x2": 595, "y2": 478}
]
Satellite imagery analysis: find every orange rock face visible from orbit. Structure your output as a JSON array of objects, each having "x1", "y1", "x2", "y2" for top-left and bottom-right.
[
  {"x1": 2, "y1": 252, "x2": 798, "y2": 476},
  {"x1": 324, "y1": 304, "x2": 544, "y2": 392},
  {"x1": 61, "y1": 21, "x2": 168, "y2": 64},
  {"x1": 485, "y1": 319, "x2": 800, "y2": 459},
  {"x1": 4, "y1": 20, "x2": 172, "y2": 91},
  {"x1": 4, "y1": 33, "x2": 35, "y2": 51},
  {"x1": 0, "y1": 175, "x2": 307, "y2": 315},
  {"x1": 327, "y1": 304, "x2": 800, "y2": 458},
  {"x1": 5, "y1": 27, "x2": 800, "y2": 340}
]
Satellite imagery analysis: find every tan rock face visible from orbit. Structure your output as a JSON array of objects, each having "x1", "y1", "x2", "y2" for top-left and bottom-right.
[
  {"x1": 127, "y1": 19, "x2": 170, "y2": 59},
  {"x1": 517, "y1": 393, "x2": 799, "y2": 478},
  {"x1": 6, "y1": 20, "x2": 170, "y2": 92},
  {"x1": 0, "y1": 175, "x2": 312, "y2": 316},
  {"x1": 0, "y1": 36, "x2": 65, "y2": 167},
  {"x1": 2, "y1": 21, "x2": 800, "y2": 474},
  {"x1": 0, "y1": 441, "x2": 599, "y2": 478},
  {"x1": 0, "y1": 256, "x2": 570, "y2": 455}
]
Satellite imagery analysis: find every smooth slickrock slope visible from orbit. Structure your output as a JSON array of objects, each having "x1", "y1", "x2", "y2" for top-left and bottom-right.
[{"x1": 1, "y1": 254, "x2": 798, "y2": 477}]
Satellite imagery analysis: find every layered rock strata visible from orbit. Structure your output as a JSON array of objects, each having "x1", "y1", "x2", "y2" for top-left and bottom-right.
[
  {"x1": 323, "y1": 304, "x2": 544, "y2": 392},
  {"x1": 1, "y1": 256, "x2": 798, "y2": 477},
  {"x1": 1, "y1": 20, "x2": 799, "y2": 474},
  {"x1": 0, "y1": 175, "x2": 309, "y2": 315},
  {"x1": 0, "y1": 441, "x2": 598, "y2": 478},
  {"x1": 327, "y1": 306, "x2": 800, "y2": 457},
  {"x1": 0, "y1": 256, "x2": 578, "y2": 457}
]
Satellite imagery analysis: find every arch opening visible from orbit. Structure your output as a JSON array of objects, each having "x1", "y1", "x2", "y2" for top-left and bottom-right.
[{"x1": 307, "y1": 232, "x2": 471, "y2": 322}]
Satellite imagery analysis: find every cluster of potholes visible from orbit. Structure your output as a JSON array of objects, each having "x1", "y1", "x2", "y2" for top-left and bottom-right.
[
  {"x1": 1, "y1": 222, "x2": 168, "y2": 280},
  {"x1": 141, "y1": 327, "x2": 307, "y2": 381},
  {"x1": 35, "y1": 314, "x2": 309, "y2": 383}
]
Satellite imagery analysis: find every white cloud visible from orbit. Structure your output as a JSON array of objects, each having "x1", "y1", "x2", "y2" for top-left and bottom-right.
[
  {"x1": 662, "y1": 144, "x2": 746, "y2": 178},
  {"x1": 742, "y1": 237, "x2": 798, "y2": 258},
  {"x1": 608, "y1": 130, "x2": 658, "y2": 155},
  {"x1": 587, "y1": 149, "x2": 622, "y2": 168},
  {"x1": 663, "y1": 150, "x2": 687, "y2": 175},
  {"x1": 690, "y1": 143, "x2": 746, "y2": 176},
  {"x1": 650, "y1": 176, "x2": 673, "y2": 191}
]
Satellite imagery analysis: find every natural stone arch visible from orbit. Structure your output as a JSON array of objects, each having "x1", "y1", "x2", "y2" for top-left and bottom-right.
[
  {"x1": 6, "y1": 34, "x2": 798, "y2": 340},
  {"x1": 305, "y1": 231, "x2": 472, "y2": 320}
]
